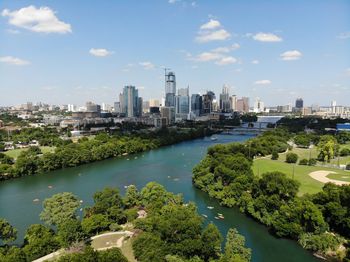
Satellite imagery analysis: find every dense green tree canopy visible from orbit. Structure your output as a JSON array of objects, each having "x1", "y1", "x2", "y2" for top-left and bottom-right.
[
  {"x1": 40, "y1": 192, "x2": 80, "y2": 226},
  {"x1": 0, "y1": 218, "x2": 17, "y2": 243}
]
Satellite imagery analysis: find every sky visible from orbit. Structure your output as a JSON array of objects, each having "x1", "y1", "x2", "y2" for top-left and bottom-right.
[{"x1": 0, "y1": 0, "x2": 350, "y2": 107}]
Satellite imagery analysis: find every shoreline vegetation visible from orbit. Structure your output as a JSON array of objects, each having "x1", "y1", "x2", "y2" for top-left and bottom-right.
[
  {"x1": 0, "y1": 126, "x2": 215, "y2": 182},
  {"x1": 0, "y1": 183, "x2": 252, "y2": 262},
  {"x1": 192, "y1": 128, "x2": 350, "y2": 261}
]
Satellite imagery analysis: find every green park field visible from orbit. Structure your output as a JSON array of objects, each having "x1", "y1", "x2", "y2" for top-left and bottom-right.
[
  {"x1": 4, "y1": 146, "x2": 55, "y2": 159},
  {"x1": 253, "y1": 146, "x2": 350, "y2": 195}
]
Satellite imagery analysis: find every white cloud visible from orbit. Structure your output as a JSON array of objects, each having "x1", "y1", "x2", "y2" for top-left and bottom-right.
[
  {"x1": 139, "y1": 61, "x2": 155, "y2": 70},
  {"x1": 280, "y1": 50, "x2": 302, "y2": 61},
  {"x1": 196, "y1": 29, "x2": 230, "y2": 43},
  {"x1": 215, "y1": 56, "x2": 237, "y2": 65},
  {"x1": 193, "y1": 52, "x2": 222, "y2": 62},
  {"x1": 2, "y1": 5, "x2": 72, "y2": 34},
  {"x1": 200, "y1": 19, "x2": 221, "y2": 30},
  {"x1": 251, "y1": 60, "x2": 259, "y2": 64},
  {"x1": 195, "y1": 18, "x2": 231, "y2": 43},
  {"x1": 253, "y1": 32, "x2": 282, "y2": 42},
  {"x1": 337, "y1": 32, "x2": 350, "y2": 39},
  {"x1": 254, "y1": 80, "x2": 271, "y2": 85},
  {"x1": 0, "y1": 56, "x2": 30, "y2": 65},
  {"x1": 211, "y1": 43, "x2": 240, "y2": 53},
  {"x1": 168, "y1": 0, "x2": 179, "y2": 3},
  {"x1": 89, "y1": 48, "x2": 113, "y2": 57}
]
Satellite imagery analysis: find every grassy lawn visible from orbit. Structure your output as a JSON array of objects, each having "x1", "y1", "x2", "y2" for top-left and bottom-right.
[
  {"x1": 278, "y1": 147, "x2": 318, "y2": 162},
  {"x1": 253, "y1": 158, "x2": 350, "y2": 195},
  {"x1": 120, "y1": 237, "x2": 137, "y2": 262},
  {"x1": 4, "y1": 146, "x2": 55, "y2": 159},
  {"x1": 91, "y1": 234, "x2": 123, "y2": 250},
  {"x1": 327, "y1": 172, "x2": 350, "y2": 182}
]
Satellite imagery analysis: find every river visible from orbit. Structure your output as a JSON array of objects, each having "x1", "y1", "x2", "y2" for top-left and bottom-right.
[{"x1": 0, "y1": 134, "x2": 318, "y2": 262}]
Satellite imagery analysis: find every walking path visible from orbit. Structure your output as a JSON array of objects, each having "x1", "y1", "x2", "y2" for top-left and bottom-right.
[{"x1": 308, "y1": 171, "x2": 350, "y2": 186}]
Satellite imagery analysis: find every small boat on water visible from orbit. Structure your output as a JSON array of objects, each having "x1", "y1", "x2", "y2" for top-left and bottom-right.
[
  {"x1": 207, "y1": 206, "x2": 214, "y2": 209},
  {"x1": 217, "y1": 213, "x2": 223, "y2": 216},
  {"x1": 48, "y1": 185, "x2": 53, "y2": 189},
  {"x1": 218, "y1": 215, "x2": 224, "y2": 219},
  {"x1": 210, "y1": 136, "x2": 218, "y2": 141},
  {"x1": 33, "y1": 198, "x2": 40, "y2": 202},
  {"x1": 214, "y1": 216, "x2": 220, "y2": 220},
  {"x1": 202, "y1": 214, "x2": 208, "y2": 218}
]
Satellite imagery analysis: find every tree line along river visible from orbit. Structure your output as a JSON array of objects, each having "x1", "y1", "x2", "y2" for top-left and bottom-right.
[{"x1": 0, "y1": 134, "x2": 319, "y2": 262}]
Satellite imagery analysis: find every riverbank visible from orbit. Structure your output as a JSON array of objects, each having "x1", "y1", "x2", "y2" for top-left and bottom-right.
[
  {"x1": 192, "y1": 130, "x2": 349, "y2": 261},
  {"x1": 0, "y1": 127, "x2": 215, "y2": 182},
  {"x1": 0, "y1": 133, "x2": 318, "y2": 262}
]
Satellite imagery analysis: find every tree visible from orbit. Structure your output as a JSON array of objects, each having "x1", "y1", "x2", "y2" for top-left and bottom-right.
[
  {"x1": 23, "y1": 224, "x2": 60, "y2": 261},
  {"x1": 0, "y1": 218, "x2": 17, "y2": 243},
  {"x1": 271, "y1": 151, "x2": 279, "y2": 160},
  {"x1": 299, "y1": 159, "x2": 308, "y2": 165},
  {"x1": 286, "y1": 152, "x2": 298, "y2": 163},
  {"x1": 222, "y1": 228, "x2": 251, "y2": 262},
  {"x1": 91, "y1": 187, "x2": 123, "y2": 214},
  {"x1": 317, "y1": 135, "x2": 339, "y2": 162},
  {"x1": 81, "y1": 214, "x2": 110, "y2": 236},
  {"x1": 40, "y1": 192, "x2": 80, "y2": 226},
  {"x1": 57, "y1": 219, "x2": 86, "y2": 248},
  {"x1": 0, "y1": 246, "x2": 26, "y2": 262},
  {"x1": 97, "y1": 248, "x2": 128, "y2": 262},
  {"x1": 201, "y1": 223, "x2": 222, "y2": 261},
  {"x1": 123, "y1": 185, "x2": 140, "y2": 208}
]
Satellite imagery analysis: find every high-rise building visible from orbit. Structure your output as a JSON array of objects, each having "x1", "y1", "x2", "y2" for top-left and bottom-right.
[
  {"x1": 191, "y1": 94, "x2": 202, "y2": 116},
  {"x1": 202, "y1": 91, "x2": 215, "y2": 114},
  {"x1": 295, "y1": 98, "x2": 304, "y2": 109},
  {"x1": 120, "y1": 85, "x2": 142, "y2": 117},
  {"x1": 149, "y1": 99, "x2": 160, "y2": 107},
  {"x1": 253, "y1": 97, "x2": 264, "y2": 113},
  {"x1": 161, "y1": 106, "x2": 175, "y2": 125},
  {"x1": 230, "y1": 95, "x2": 237, "y2": 111},
  {"x1": 236, "y1": 97, "x2": 249, "y2": 113},
  {"x1": 143, "y1": 101, "x2": 150, "y2": 114},
  {"x1": 86, "y1": 101, "x2": 101, "y2": 112},
  {"x1": 219, "y1": 85, "x2": 231, "y2": 112},
  {"x1": 165, "y1": 72, "x2": 176, "y2": 107},
  {"x1": 175, "y1": 87, "x2": 190, "y2": 121},
  {"x1": 67, "y1": 104, "x2": 76, "y2": 112},
  {"x1": 331, "y1": 100, "x2": 337, "y2": 113},
  {"x1": 114, "y1": 102, "x2": 121, "y2": 113}
]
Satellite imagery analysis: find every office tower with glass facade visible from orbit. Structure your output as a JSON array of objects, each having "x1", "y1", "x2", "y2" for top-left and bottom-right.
[
  {"x1": 219, "y1": 85, "x2": 231, "y2": 112},
  {"x1": 175, "y1": 87, "x2": 190, "y2": 121},
  {"x1": 120, "y1": 85, "x2": 142, "y2": 117},
  {"x1": 191, "y1": 94, "x2": 202, "y2": 116},
  {"x1": 165, "y1": 72, "x2": 176, "y2": 107}
]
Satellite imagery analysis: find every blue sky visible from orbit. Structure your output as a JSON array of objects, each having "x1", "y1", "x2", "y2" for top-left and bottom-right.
[{"x1": 1, "y1": 0, "x2": 349, "y2": 107}]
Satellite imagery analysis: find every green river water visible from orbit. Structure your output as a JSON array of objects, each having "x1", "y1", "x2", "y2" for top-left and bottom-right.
[{"x1": 0, "y1": 134, "x2": 318, "y2": 261}]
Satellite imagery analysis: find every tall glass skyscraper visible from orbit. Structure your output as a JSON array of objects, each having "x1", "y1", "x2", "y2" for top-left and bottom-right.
[
  {"x1": 165, "y1": 72, "x2": 176, "y2": 107},
  {"x1": 191, "y1": 94, "x2": 202, "y2": 116},
  {"x1": 120, "y1": 85, "x2": 142, "y2": 117},
  {"x1": 175, "y1": 87, "x2": 190, "y2": 120}
]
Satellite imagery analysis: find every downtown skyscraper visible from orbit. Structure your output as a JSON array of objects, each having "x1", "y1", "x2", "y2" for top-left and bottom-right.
[{"x1": 165, "y1": 71, "x2": 176, "y2": 107}]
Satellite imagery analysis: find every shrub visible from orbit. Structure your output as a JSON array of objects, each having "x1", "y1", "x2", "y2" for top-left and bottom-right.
[
  {"x1": 299, "y1": 159, "x2": 308, "y2": 165},
  {"x1": 340, "y1": 148, "x2": 350, "y2": 156},
  {"x1": 308, "y1": 158, "x2": 317, "y2": 166},
  {"x1": 346, "y1": 164, "x2": 350, "y2": 171},
  {"x1": 286, "y1": 152, "x2": 298, "y2": 164},
  {"x1": 271, "y1": 151, "x2": 279, "y2": 160}
]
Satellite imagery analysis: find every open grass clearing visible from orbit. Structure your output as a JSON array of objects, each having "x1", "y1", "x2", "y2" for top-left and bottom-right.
[
  {"x1": 4, "y1": 146, "x2": 55, "y2": 159},
  {"x1": 253, "y1": 158, "x2": 350, "y2": 195},
  {"x1": 327, "y1": 172, "x2": 350, "y2": 182}
]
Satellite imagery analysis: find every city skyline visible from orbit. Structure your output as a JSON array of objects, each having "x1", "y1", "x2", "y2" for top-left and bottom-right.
[{"x1": 1, "y1": 0, "x2": 350, "y2": 106}]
